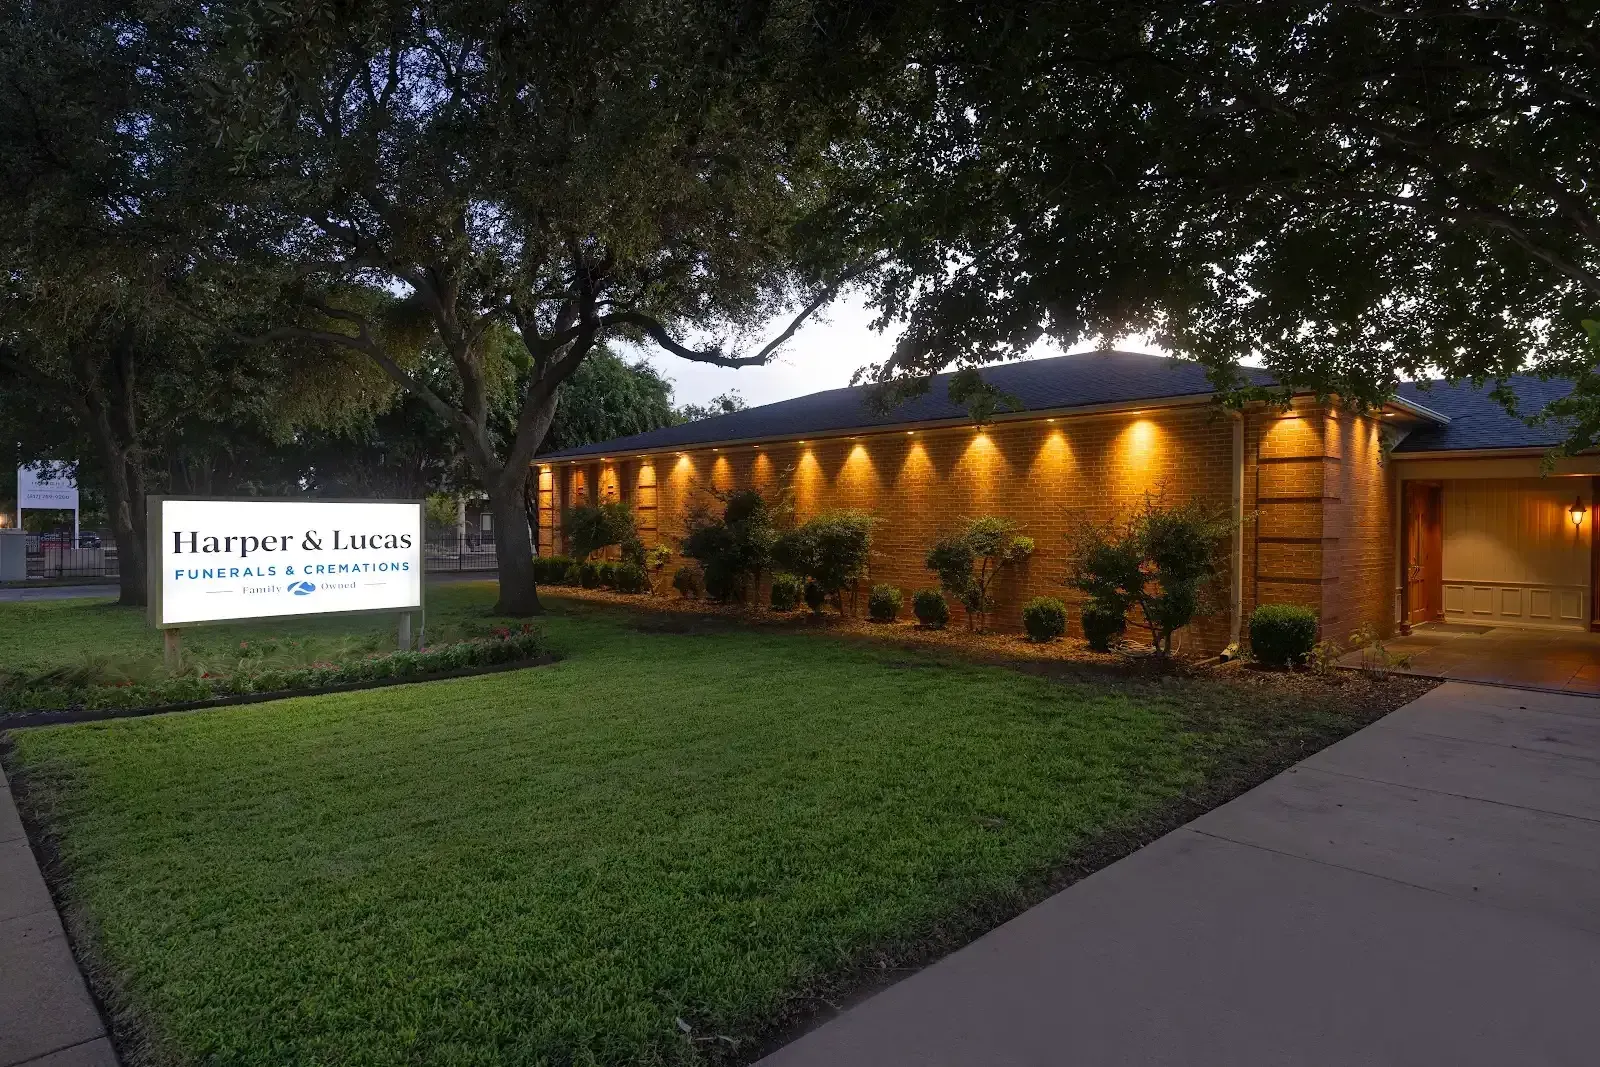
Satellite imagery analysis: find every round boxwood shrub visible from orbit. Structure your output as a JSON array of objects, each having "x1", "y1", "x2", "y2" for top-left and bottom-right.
[
  {"x1": 770, "y1": 572, "x2": 804, "y2": 611},
  {"x1": 912, "y1": 588, "x2": 950, "y2": 629},
  {"x1": 1022, "y1": 596, "x2": 1068, "y2": 642},
  {"x1": 1250, "y1": 603, "x2": 1319, "y2": 666},
  {"x1": 672, "y1": 564, "x2": 705, "y2": 599},
  {"x1": 1081, "y1": 603, "x2": 1127, "y2": 652},
  {"x1": 868, "y1": 583, "x2": 903, "y2": 622},
  {"x1": 532, "y1": 554, "x2": 574, "y2": 585},
  {"x1": 578, "y1": 561, "x2": 603, "y2": 589},
  {"x1": 612, "y1": 562, "x2": 648, "y2": 594},
  {"x1": 803, "y1": 579, "x2": 826, "y2": 614},
  {"x1": 596, "y1": 561, "x2": 619, "y2": 589}
]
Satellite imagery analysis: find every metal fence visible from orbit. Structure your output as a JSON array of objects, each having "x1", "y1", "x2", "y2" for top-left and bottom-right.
[
  {"x1": 422, "y1": 531, "x2": 500, "y2": 572},
  {"x1": 25, "y1": 532, "x2": 120, "y2": 579}
]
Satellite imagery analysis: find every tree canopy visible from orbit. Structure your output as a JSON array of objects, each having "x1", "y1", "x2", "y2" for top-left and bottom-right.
[
  {"x1": 857, "y1": 2, "x2": 1600, "y2": 441},
  {"x1": 177, "y1": 0, "x2": 899, "y2": 613}
]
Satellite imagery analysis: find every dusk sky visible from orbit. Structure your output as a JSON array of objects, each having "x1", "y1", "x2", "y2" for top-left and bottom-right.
[{"x1": 626, "y1": 290, "x2": 1167, "y2": 409}]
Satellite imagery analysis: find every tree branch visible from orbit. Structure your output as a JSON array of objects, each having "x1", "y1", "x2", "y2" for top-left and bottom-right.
[{"x1": 603, "y1": 260, "x2": 884, "y2": 367}]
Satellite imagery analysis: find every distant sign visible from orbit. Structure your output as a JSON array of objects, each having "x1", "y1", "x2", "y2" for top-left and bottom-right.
[
  {"x1": 18, "y1": 462, "x2": 79, "y2": 510},
  {"x1": 148, "y1": 497, "x2": 424, "y2": 627}
]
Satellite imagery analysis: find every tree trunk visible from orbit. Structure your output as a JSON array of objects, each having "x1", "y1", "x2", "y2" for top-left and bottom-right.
[
  {"x1": 487, "y1": 470, "x2": 541, "y2": 616},
  {"x1": 88, "y1": 430, "x2": 147, "y2": 607}
]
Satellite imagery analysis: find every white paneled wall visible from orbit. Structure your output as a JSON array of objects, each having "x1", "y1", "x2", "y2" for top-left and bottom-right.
[{"x1": 1441, "y1": 478, "x2": 1591, "y2": 630}]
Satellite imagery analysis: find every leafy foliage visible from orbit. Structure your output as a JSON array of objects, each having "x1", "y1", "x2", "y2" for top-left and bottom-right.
[
  {"x1": 772, "y1": 510, "x2": 878, "y2": 613},
  {"x1": 680, "y1": 489, "x2": 780, "y2": 603},
  {"x1": 770, "y1": 573, "x2": 805, "y2": 612},
  {"x1": 1067, "y1": 496, "x2": 1234, "y2": 656},
  {"x1": 867, "y1": 584, "x2": 904, "y2": 623},
  {"x1": 1250, "y1": 605, "x2": 1320, "y2": 667},
  {"x1": 1080, "y1": 603, "x2": 1127, "y2": 653},
  {"x1": 924, "y1": 517, "x2": 1033, "y2": 630},
  {"x1": 803, "y1": 580, "x2": 827, "y2": 614},
  {"x1": 533, "y1": 555, "x2": 576, "y2": 586},
  {"x1": 675, "y1": 391, "x2": 749, "y2": 423},
  {"x1": 672, "y1": 565, "x2": 705, "y2": 600},
  {"x1": 912, "y1": 589, "x2": 950, "y2": 629},
  {"x1": 541, "y1": 351, "x2": 677, "y2": 455},
  {"x1": 612, "y1": 563, "x2": 649, "y2": 595},
  {"x1": 856, "y1": 3, "x2": 1600, "y2": 452},
  {"x1": 1021, "y1": 598, "x2": 1067, "y2": 642},
  {"x1": 563, "y1": 502, "x2": 638, "y2": 563},
  {"x1": 178, "y1": 1, "x2": 895, "y2": 613}
]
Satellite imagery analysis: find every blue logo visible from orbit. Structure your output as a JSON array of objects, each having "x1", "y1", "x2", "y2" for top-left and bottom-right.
[{"x1": 288, "y1": 581, "x2": 317, "y2": 596}]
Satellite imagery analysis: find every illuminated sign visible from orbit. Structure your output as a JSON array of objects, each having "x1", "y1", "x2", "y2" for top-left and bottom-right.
[{"x1": 148, "y1": 498, "x2": 423, "y2": 627}]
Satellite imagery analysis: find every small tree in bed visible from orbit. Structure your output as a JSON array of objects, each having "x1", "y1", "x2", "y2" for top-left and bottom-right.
[
  {"x1": 1067, "y1": 495, "x2": 1234, "y2": 657},
  {"x1": 925, "y1": 517, "x2": 1034, "y2": 631}
]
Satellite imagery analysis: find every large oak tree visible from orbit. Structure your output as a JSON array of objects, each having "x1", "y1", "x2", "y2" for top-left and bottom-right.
[{"x1": 191, "y1": 0, "x2": 898, "y2": 614}]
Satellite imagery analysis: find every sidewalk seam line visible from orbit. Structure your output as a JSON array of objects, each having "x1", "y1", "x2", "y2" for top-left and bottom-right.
[
  {"x1": 1289, "y1": 763, "x2": 1600, "y2": 825},
  {"x1": 1183, "y1": 827, "x2": 1600, "y2": 937},
  {"x1": 4, "y1": 1034, "x2": 109, "y2": 1067}
]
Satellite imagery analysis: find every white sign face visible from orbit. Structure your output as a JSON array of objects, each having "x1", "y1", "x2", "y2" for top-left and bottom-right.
[
  {"x1": 18, "y1": 462, "x2": 79, "y2": 510},
  {"x1": 153, "y1": 498, "x2": 423, "y2": 626}
]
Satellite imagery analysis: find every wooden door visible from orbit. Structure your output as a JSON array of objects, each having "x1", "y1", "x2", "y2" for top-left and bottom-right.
[{"x1": 1404, "y1": 481, "x2": 1443, "y2": 624}]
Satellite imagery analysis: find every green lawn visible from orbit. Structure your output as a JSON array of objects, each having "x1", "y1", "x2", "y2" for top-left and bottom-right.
[
  {"x1": 0, "y1": 581, "x2": 515, "y2": 690},
  {"x1": 3, "y1": 586, "x2": 1404, "y2": 1065}
]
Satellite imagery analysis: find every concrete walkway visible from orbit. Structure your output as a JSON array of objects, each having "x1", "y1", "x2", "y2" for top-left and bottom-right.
[
  {"x1": 0, "y1": 765, "x2": 116, "y2": 1066},
  {"x1": 759, "y1": 681, "x2": 1600, "y2": 1067}
]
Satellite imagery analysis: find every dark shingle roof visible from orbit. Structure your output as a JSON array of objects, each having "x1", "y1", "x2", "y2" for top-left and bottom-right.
[
  {"x1": 540, "y1": 349, "x2": 1582, "y2": 460},
  {"x1": 541, "y1": 350, "x2": 1275, "y2": 459},
  {"x1": 1394, "y1": 376, "x2": 1577, "y2": 453}
]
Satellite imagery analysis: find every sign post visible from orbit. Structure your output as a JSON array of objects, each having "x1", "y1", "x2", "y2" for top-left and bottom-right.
[{"x1": 147, "y1": 499, "x2": 425, "y2": 647}]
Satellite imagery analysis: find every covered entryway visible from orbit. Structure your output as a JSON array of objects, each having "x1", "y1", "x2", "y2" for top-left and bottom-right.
[{"x1": 1401, "y1": 474, "x2": 1594, "y2": 632}]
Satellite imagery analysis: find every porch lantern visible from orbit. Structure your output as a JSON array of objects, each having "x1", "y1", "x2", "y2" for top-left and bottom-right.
[{"x1": 1571, "y1": 497, "x2": 1588, "y2": 527}]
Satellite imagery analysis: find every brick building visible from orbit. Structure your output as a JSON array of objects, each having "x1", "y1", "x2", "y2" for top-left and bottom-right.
[{"x1": 537, "y1": 351, "x2": 1599, "y2": 654}]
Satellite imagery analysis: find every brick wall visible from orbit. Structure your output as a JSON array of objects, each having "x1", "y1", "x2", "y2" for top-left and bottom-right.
[
  {"x1": 1242, "y1": 405, "x2": 1395, "y2": 643},
  {"x1": 538, "y1": 401, "x2": 1396, "y2": 653}
]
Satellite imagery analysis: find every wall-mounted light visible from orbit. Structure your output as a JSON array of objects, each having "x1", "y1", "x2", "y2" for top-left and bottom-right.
[
  {"x1": 1571, "y1": 497, "x2": 1588, "y2": 527},
  {"x1": 906, "y1": 430, "x2": 914, "y2": 436}
]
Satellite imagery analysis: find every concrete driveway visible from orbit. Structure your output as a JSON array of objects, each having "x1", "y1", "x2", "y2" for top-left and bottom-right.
[{"x1": 759, "y1": 681, "x2": 1600, "y2": 1067}]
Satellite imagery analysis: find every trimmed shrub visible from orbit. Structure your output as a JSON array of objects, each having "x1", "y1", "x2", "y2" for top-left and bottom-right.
[
  {"x1": 613, "y1": 562, "x2": 649, "y2": 594},
  {"x1": 1080, "y1": 603, "x2": 1126, "y2": 652},
  {"x1": 1250, "y1": 603, "x2": 1319, "y2": 666},
  {"x1": 769, "y1": 572, "x2": 804, "y2": 611},
  {"x1": 912, "y1": 588, "x2": 950, "y2": 629},
  {"x1": 867, "y1": 584, "x2": 903, "y2": 623},
  {"x1": 803, "y1": 580, "x2": 826, "y2": 614},
  {"x1": 578, "y1": 561, "x2": 602, "y2": 589},
  {"x1": 680, "y1": 488, "x2": 778, "y2": 602},
  {"x1": 672, "y1": 564, "x2": 705, "y2": 599},
  {"x1": 533, "y1": 554, "x2": 575, "y2": 585},
  {"x1": 771, "y1": 509, "x2": 877, "y2": 613},
  {"x1": 1021, "y1": 597, "x2": 1068, "y2": 642},
  {"x1": 596, "y1": 561, "x2": 619, "y2": 589},
  {"x1": 563, "y1": 501, "x2": 637, "y2": 562}
]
